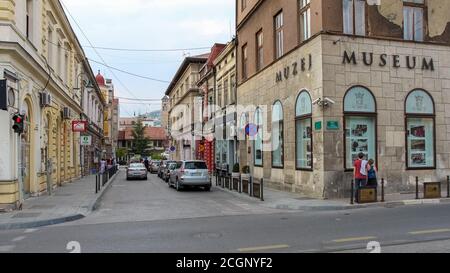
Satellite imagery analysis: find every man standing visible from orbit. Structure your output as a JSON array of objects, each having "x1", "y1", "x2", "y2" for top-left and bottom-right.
[{"x1": 354, "y1": 153, "x2": 368, "y2": 202}]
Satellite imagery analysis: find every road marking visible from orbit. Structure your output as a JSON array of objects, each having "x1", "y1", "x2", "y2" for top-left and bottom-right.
[
  {"x1": 238, "y1": 244, "x2": 290, "y2": 252},
  {"x1": 24, "y1": 229, "x2": 38, "y2": 234},
  {"x1": 0, "y1": 245, "x2": 15, "y2": 252},
  {"x1": 12, "y1": 236, "x2": 26, "y2": 242},
  {"x1": 409, "y1": 229, "x2": 450, "y2": 235},
  {"x1": 332, "y1": 236, "x2": 377, "y2": 243}
]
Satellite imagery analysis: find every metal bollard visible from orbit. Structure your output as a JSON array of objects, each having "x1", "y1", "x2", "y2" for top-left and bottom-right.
[
  {"x1": 215, "y1": 173, "x2": 218, "y2": 186},
  {"x1": 381, "y1": 178, "x2": 385, "y2": 203},
  {"x1": 95, "y1": 175, "x2": 98, "y2": 194},
  {"x1": 447, "y1": 176, "x2": 450, "y2": 198},
  {"x1": 239, "y1": 177, "x2": 242, "y2": 193},
  {"x1": 416, "y1": 176, "x2": 419, "y2": 200},
  {"x1": 250, "y1": 176, "x2": 253, "y2": 197},
  {"x1": 350, "y1": 179, "x2": 354, "y2": 205},
  {"x1": 260, "y1": 178, "x2": 264, "y2": 201}
]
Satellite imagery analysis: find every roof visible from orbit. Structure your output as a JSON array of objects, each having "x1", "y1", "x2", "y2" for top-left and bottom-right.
[
  {"x1": 165, "y1": 54, "x2": 209, "y2": 96},
  {"x1": 118, "y1": 127, "x2": 167, "y2": 141}
]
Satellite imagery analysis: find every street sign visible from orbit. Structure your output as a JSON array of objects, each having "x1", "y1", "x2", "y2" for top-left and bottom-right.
[
  {"x1": 170, "y1": 146, "x2": 176, "y2": 153},
  {"x1": 245, "y1": 123, "x2": 259, "y2": 137},
  {"x1": 80, "y1": 135, "x2": 92, "y2": 146},
  {"x1": 72, "y1": 121, "x2": 88, "y2": 133}
]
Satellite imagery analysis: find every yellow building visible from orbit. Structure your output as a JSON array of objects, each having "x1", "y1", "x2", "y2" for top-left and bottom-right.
[{"x1": 0, "y1": 0, "x2": 99, "y2": 210}]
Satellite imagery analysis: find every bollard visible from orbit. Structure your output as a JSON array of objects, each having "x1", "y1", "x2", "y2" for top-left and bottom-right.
[
  {"x1": 350, "y1": 179, "x2": 354, "y2": 205},
  {"x1": 260, "y1": 178, "x2": 264, "y2": 201},
  {"x1": 95, "y1": 175, "x2": 98, "y2": 194},
  {"x1": 381, "y1": 178, "x2": 385, "y2": 203},
  {"x1": 416, "y1": 176, "x2": 419, "y2": 200},
  {"x1": 249, "y1": 176, "x2": 253, "y2": 197},
  {"x1": 447, "y1": 176, "x2": 450, "y2": 198},
  {"x1": 215, "y1": 172, "x2": 218, "y2": 186},
  {"x1": 239, "y1": 177, "x2": 242, "y2": 193}
]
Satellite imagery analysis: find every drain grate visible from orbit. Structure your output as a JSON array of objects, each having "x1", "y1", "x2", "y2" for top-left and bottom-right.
[{"x1": 12, "y1": 213, "x2": 41, "y2": 219}]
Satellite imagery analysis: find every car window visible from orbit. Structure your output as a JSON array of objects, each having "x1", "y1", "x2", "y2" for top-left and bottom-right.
[
  {"x1": 130, "y1": 164, "x2": 145, "y2": 168},
  {"x1": 184, "y1": 162, "x2": 208, "y2": 169}
]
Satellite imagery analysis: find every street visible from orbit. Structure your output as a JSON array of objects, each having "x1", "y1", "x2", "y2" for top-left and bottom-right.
[{"x1": 1, "y1": 172, "x2": 450, "y2": 253}]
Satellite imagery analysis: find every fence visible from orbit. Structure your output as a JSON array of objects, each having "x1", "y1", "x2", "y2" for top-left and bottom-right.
[
  {"x1": 216, "y1": 170, "x2": 264, "y2": 201},
  {"x1": 350, "y1": 176, "x2": 450, "y2": 204},
  {"x1": 95, "y1": 165, "x2": 119, "y2": 194}
]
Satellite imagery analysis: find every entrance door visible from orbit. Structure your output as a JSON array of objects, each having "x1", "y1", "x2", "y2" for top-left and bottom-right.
[{"x1": 21, "y1": 105, "x2": 31, "y2": 198}]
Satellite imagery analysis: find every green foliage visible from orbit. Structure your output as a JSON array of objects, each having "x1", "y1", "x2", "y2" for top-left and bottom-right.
[
  {"x1": 232, "y1": 163, "x2": 240, "y2": 173},
  {"x1": 116, "y1": 148, "x2": 128, "y2": 159},
  {"x1": 242, "y1": 165, "x2": 250, "y2": 174},
  {"x1": 132, "y1": 119, "x2": 150, "y2": 156}
]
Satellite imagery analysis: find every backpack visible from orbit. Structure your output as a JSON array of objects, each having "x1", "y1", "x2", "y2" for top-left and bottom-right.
[{"x1": 368, "y1": 165, "x2": 376, "y2": 179}]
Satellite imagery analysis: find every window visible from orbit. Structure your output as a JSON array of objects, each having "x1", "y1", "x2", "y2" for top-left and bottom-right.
[
  {"x1": 47, "y1": 27, "x2": 53, "y2": 67},
  {"x1": 295, "y1": 91, "x2": 313, "y2": 170},
  {"x1": 224, "y1": 79, "x2": 229, "y2": 106},
  {"x1": 26, "y1": 0, "x2": 33, "y2": 40},
  {"x1": 239, "y1": 113, "x2": 248, "y2": 141},
  {"x1": 299, "y1": 0, "x2": 311, "y2": 41},
  {"x1": 217, "y1": 84, "x2": 222, "y2": 108},
  {"x1": 254, "y1": 108, "x2": 263, "y2": 166},
  {"x1": 405, "y1": 89, "x2": 435, "y2": 169},
  {"x1": 274, "y1": 12, "x2": 284, "y2": 59},
  {"x1": 403, "y1": 0, "x2": 425, "y2": 41},
  {"x1": 242, "y1": 44, "x2": 248, "y2": 80},
  {"x1": 344, "y1": 86, "x2": 377, "y2": 170},
  {"x1": 256, "y1": 30, "x2": 264, "y2": 71},
  {"x1": 272, "y1": 101, "x2": 284, "y2": 168},
  {"x1": 230, "y1": 73, "x2": 236, "y2": 104},
  {"x1": 242, "y1": 0, "x2": 247, "y2": 11},
  {"x1": 343, "y1": 0, "x2": 366, "y2": 36}
]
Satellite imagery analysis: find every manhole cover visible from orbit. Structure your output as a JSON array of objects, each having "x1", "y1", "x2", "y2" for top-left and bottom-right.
[
  {"x1": 12, "y1": 213, "x2": 41, "y2": 218},
  {"x1": 193, "y1": 232, "x2": 222, "y2": 239}
]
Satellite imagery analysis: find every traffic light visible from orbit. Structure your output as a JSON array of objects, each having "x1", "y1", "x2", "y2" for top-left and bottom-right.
[{"x1": 12, "y1": 113, "x2": 25, "y2": 134}]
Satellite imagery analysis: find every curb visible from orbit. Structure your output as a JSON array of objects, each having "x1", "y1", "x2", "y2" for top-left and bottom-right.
[
  {"x1": 214, "y1": 185, "x2": 450, "y2": 212},
  {"x1": 0, "y1": 171, "x2": 120, "y2": 231}
]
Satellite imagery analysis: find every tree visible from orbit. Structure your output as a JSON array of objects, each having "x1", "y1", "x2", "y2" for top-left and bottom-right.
[
  {"x1": 132, "y1": 118, "x2": 150, "y2": 156},
  {"x1": 116, "y1": 148, "x2": 128, "y2": 159}
]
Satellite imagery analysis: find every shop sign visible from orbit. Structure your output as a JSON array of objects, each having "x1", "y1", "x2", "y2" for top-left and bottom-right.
[
  {"x1": 314, "y1": 121, "x2": 322, "y2": 131},
  {"x1": 327, "y1": 121, "x2": 340, "y2": 130},
  {"x1": 72, "y1": 121, "x2": 88, "y2": 133},
  {"x1": 80, "y1": 135, "x2": 92, "y2": 146},
  {"x1": 343, "y1": 51, "x2": 435, "y2": 71},
  {"x1": 276, "y1": 54, "x2": 312, "y2": 83}
]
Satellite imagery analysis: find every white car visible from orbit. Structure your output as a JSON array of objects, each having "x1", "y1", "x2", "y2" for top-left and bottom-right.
[{"x1": 126, "y1": 163, "x2": 148, "y2": 180}]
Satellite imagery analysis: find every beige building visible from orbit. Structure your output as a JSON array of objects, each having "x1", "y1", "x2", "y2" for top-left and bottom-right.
[
  {"x1": 0, "y1": 0, "x2": 99, "y2": 209},
  {"x1": 166, "y1": 54, "x2": 209, "y2": 160},
  {"x1": 236, "y1": 0, "x2": 450, "y2": 198}
]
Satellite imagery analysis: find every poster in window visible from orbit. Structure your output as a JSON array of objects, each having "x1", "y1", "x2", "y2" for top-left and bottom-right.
[
  {"x1": 408, "y1": 118, "x2": 434, "y2": 168},
  {"x1": 346, "y1": 117, "x2": 375, "y2": 169},
  {"x1": 411, "y1": 153, "x2": 426, "y2": 166}
]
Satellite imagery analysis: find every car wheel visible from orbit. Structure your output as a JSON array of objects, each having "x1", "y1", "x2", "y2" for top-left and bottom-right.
[
  {"x1": 176, "y1": 180, "x2": 182, "y2": 192},
  {"x1": 204, "y1": 186, "x2": 211, "y2": 192}
]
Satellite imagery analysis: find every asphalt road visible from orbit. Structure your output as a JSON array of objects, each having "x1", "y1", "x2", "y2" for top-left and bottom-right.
[{"x1": 1, "y1": 173, "x2": 450, "y2": 253}]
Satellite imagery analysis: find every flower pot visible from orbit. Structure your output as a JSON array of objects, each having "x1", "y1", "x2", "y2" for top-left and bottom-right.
[
  {"x1": 241, "y1": 173, "x2": 251, "y2": 180},
  {"x1": 232, "y1": 172, "x2": 241, "y2": 178}
]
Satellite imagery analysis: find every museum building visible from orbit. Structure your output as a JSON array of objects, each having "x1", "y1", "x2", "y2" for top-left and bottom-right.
[{"x1": 235, "y1": 0, "x2": 450, "y2": 198}]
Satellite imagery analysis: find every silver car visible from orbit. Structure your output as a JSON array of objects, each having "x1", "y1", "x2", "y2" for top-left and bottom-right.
[
  {"x1": 169, "y1": 161, "x2": 211, "y2": 191},
  {"x1": 126, "y1": 163, "x2": 148, "y2": 180}
]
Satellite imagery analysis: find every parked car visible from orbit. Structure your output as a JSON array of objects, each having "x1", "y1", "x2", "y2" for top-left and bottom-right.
[
  {"x1": 149, "y1": 161, "x2": 161, "y2": 174},
  {"x1": 168, "y1": 161, "x2": 211, "y2": 191},
  {"x1": 159, "y1": 160, "x2": 175, "y2": 180},
  {"x1": 126, "y1": 163, "x2": 148, "y2": 180},
  {"x1": 164, "y1": 162, "x2": 181, "y2": 183}
]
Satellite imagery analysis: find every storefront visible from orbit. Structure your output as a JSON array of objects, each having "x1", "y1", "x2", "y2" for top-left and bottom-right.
[{"x1": 237, "y1": 34, "x2": 450, "y2": 199}]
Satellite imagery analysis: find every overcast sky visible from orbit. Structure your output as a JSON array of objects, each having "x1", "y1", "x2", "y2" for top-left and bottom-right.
[{"x1": 62, "y1": 0, "x2": 235, "y2": 117}]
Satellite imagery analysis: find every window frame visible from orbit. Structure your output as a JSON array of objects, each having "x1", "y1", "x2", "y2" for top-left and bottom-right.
[
  {"x1": 256, "y1": 29, "x2": 264, "y2": 72},
  {"x1": 403, "y1": 0, "x2": 427, "y2": 42},
  {"x1": 343, "y1": 0, "x2": 367, "y2": 36},
  {"x1": 295, "y1": 90, "x2": 313, "y2": 171},
  {"x1": 274, "y1": 10, "x2": 284, "y2": 60},
  {"x1": 271, "y1": 100, "x2": 285, "y2": 169},
  {"x1": 242, "y1": 43, "x2": 248, "y2": 80},
  {"x1": 299, "y1": 0, "x2": 311, "y2": 42},
  {"x1": 404, "y1": 88, "x2": 436, "y2": 170},
  {"x1": 343, "y1": 85, "x2": 378, "y2": 171}
]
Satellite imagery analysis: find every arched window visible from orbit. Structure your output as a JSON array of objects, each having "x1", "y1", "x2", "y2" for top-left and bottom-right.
[
  {"x1": 254, "y1": 108, "x2": 263, "y2": 167},
  {"x1": 405, "y1": 89, "x2": 435, "y2": 169},
  {"x1": 239, "y1": 112, "x2": 248, "y2": 141},
  {"x1": 272, "y1": 101, "x2": 284, "y2": 168},
  {"x1": 344, "y1": 86, "x2": 377, "y2": 170},
  {"x1": 295, "y1": 91, "x2": 313, "y2": 170}
]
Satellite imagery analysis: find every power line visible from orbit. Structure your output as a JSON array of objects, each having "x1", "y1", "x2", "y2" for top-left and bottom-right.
[
  {"x1": 82, "y1": 45, "x2": 211, "y2": 52},
  {"x1": 87, "y1": 58, "x2": 171, "y2": 84},
  {"x1": 116, "y1": 96, "x2": 162, "y2": 101}
]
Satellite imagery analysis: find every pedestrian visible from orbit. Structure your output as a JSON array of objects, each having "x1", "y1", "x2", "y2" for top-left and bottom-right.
[
  {"x1": 100, "y1": 158, "x2": 106, "y2": 174},
  {"x1": 354, "y1": 153, "x2": 368, "y2": 202},
  {"x1": 366, "y1": 159, "x2": 378, "y2": 187},
  {"x1": 144, "y1": 157, "x2": 150, "y2": 171}
]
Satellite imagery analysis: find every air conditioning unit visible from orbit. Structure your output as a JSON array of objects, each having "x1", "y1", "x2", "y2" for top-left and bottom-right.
[
  {"x1": 63, "y1": 107, "x2": 71, "y2": 119},
  {"x1": 39, "y1": 92, "x2": 52, "y2": 107}
]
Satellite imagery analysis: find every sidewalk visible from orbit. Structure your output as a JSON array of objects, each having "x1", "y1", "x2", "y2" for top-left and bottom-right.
[
  {"x1": 0, "y1": 171, "x2": 119, "y2": 230},
  {"x1": 214, "y1": 183, "x2": 450, "y2": 211}
]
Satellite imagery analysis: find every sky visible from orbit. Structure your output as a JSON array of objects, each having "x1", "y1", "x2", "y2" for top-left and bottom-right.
[{"x1": 61, "y1": 0, "x2": 235, "y2": 117}]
